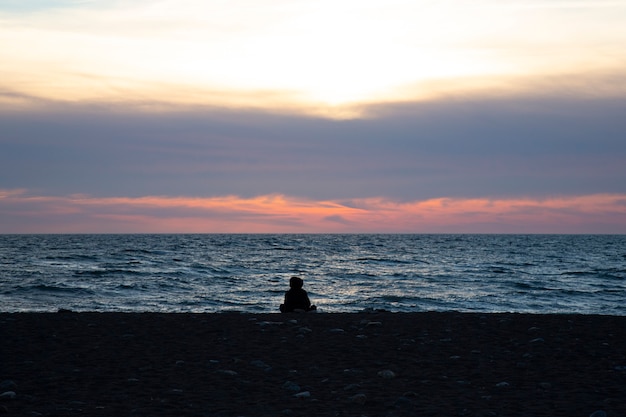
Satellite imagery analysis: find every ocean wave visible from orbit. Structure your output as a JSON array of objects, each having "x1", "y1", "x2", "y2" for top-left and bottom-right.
[
  {"x1": 15, "y1": 283, "x2": 96, "y2": 295},
  {"x1": 74, "y1": 269, "x2": 147, "y2": 277}
]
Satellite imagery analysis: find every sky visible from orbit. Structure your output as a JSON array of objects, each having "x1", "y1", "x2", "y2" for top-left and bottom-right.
[{"x1": 1, "y1": 0, "x2": 626, "y2": 233}]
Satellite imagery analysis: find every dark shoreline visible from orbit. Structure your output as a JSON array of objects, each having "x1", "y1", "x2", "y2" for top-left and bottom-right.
[{"x1": 2, "y1": 312, "x2": 625, "y2": 416}]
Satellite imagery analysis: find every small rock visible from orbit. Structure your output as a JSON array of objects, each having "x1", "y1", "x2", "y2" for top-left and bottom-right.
[
  {"x1": 250, "y1": 360, "x2": 271, "y2": 370},
  {"x1": 0, "y1": 392, "x2": 16, "y2": 400},
  {"x1": 366, "y1": 321, "x2": 382, "y2": 327},
  {"x1": 495, "y1": 382, "x2": 510, "y2": 388},
  {"x1": 529, "y1": 337, "x2": 545, "y2": 344},
  {"x1": 283, "y1": 381, "x2": 300, "y2": 392},
  {"x1": 258, "y1": 321, "x2": 283, "y2": 327},
  {"x1": 349, "y1": 393, "x2": 367, "y2": 404},
  {"x1": 589, "y1": 411, "x2": 607, "y2": 417},
  {"x1": 217, "y1": 370, "x2": 238, "y2": 376},
  {"x1": 294, "y1": 391, "x2": 310, "y2": 398},
  {"x1": 329, "y1": 328, "x2": 345, "y2": 333},
  {"x1": 538, "y1": 382, "x2": 552, "y2": 390},
  {"x1": 378, "y1": 370, "x2": 396, "y2": 379},
  {"x1": 298, "y1": 327, "x2": 312, "y2": 334}
]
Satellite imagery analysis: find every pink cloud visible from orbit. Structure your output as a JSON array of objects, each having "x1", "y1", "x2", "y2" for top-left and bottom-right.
[{"x1": 1, "y1": 189, "x2": 625, "y2": 233}]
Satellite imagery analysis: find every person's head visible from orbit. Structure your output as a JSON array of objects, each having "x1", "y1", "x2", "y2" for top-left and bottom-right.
[{"x1": 289, "y1": 276, "x2": 304, "y2": 289}]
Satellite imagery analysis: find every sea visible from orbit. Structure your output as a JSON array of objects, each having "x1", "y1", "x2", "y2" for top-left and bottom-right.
[{"x1": 1, "y1": 234, "x2": 625, "y2": 315}]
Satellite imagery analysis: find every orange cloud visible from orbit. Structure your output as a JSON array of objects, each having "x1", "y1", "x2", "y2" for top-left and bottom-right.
[{"x1": 1, "y1": 190, "x2": 625, "y2": 233}]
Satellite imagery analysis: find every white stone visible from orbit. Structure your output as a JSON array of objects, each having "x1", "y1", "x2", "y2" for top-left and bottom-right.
[
  {"x1": 378, "y1": 370, "x2": 396, "y2": 379},
  {"x1": 0, "y1": 391, "x2": 16, "y2": 400},
  {"x1": 217, "y1": 369, "x2": 238, "y2": 376}
]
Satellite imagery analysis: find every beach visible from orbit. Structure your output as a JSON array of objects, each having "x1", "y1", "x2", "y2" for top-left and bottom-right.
[{"x1": 1, "y1": 312, "x2": 625, "y2": 416}]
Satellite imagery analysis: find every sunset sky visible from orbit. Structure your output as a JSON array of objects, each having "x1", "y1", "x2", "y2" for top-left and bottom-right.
[{"x1": 1, "y1": 0, "x2": 626, "y2": 233}]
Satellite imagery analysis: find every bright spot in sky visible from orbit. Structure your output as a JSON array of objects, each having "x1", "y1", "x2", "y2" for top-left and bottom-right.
[{"x1": 1, "y1": 0, "x2": 625, "y2": 114}]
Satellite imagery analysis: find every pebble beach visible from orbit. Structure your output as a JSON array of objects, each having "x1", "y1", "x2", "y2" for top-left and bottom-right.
[{"x1": 1, "y1": 312, "x2": 625, "y2": 416}]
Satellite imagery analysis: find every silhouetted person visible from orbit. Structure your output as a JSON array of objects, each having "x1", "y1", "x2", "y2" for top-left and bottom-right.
[{"x1": 279, "y1": 276, "x2": 317, "y2": 313}]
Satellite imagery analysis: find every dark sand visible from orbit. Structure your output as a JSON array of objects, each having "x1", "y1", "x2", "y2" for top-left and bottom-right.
[{"x1": 1, "y1": 312, "x2": 625, "y2": 417}]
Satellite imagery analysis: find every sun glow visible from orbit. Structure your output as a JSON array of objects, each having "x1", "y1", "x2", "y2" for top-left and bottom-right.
[{"x1": 1, "y1": 0, "x2": 626, "y2": 115}]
